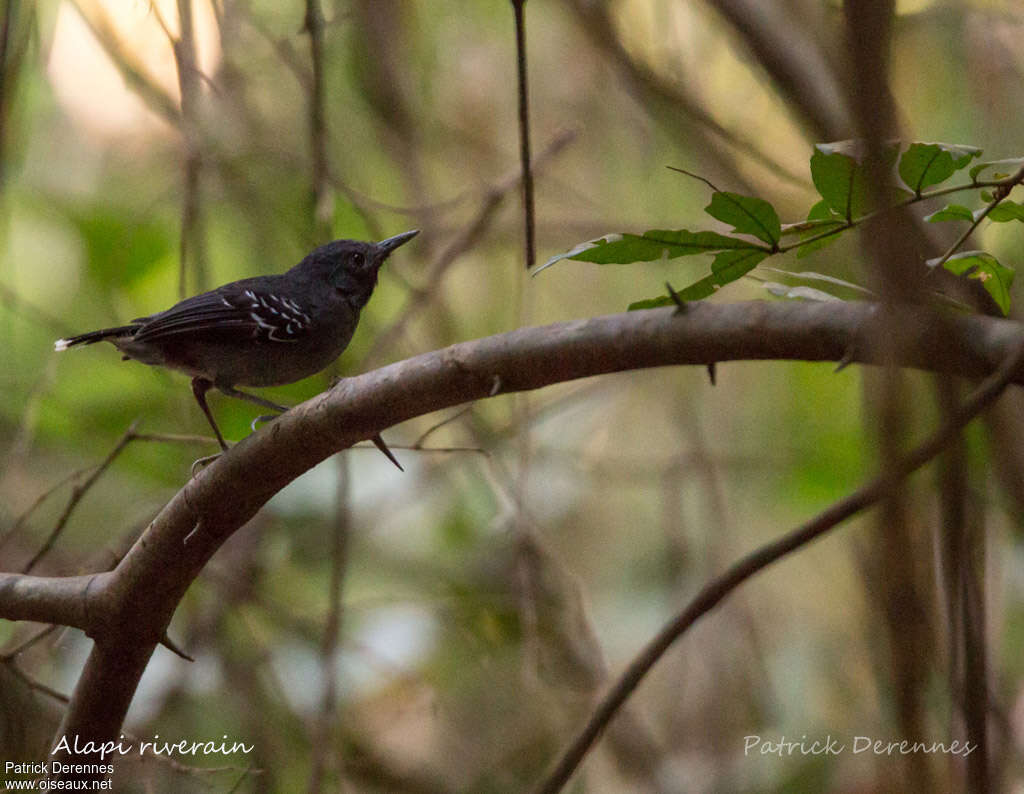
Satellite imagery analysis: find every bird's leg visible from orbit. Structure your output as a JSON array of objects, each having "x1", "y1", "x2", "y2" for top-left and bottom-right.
[
  {"x1": 191, "y1": 377, "x2": 229, "y2": 451},
  {"x1": 215, "y1": 385, "x2": 288, "y2": 431},
  {"x1": 216, "y1": 385, "x2": 289, "y2": 413}
]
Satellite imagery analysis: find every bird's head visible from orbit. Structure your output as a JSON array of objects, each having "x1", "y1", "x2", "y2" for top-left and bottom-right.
[{"x1": 296, "y1": 230, "x2": 419, "y2": 308}]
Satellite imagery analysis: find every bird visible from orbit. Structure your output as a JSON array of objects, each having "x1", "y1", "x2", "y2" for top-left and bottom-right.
[{"x1": 54, "y1": 230, "x2": 419, "y2": 468}]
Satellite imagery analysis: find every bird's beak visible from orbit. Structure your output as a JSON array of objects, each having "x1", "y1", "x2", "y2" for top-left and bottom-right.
[{"x1": 376, "y1": 229, "x2": 419, "y2": 255}]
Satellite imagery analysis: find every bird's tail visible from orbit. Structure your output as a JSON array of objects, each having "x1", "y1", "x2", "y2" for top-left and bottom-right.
[{"x1": 54, "y1": 325, "x2": 140, "y2": 352}]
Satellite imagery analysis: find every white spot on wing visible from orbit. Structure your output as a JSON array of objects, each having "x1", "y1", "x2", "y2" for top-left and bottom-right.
[
  {"x1": 250, "y1": 304, "x2": 301, "y2": 343},
  {"x1": 251, "y1": 311, "x2": 274, "y2": 330}
]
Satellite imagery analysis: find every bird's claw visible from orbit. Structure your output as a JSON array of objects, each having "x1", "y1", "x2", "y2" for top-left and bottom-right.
[
  {"x1": 190, "y1": 453, "x2": 223, "y2": 477},
  {"x1": 250, "y1": 414, "x2": 279, "y2": 431}
]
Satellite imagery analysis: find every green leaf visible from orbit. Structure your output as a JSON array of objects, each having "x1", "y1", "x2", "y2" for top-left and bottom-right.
[
  {"x1": 925, "y1": 204, "x2": 974, "y2": 223},
  {"x1": 760, "y1": 267, "x2": 875, "y2": 297},
  {"x1": 810, "y1": 142, "x2": 908, "y2": 220},
  {"x1": 927, "y1": 250, "x2": 1015, "y2": 315},
  {"x1": 670, "y1": 248, "x2": 769, "y2": 303},
  {"x1": 779, "y1": 201, "x2": 843, "y2": 235},
  {"x1": 970, "y1": 157, "x2": 1024, "y2": 182},
  {"x1": 704, "y1": 192, "x2": 781, "y2": 246},
  {"x1": 986, "y1": 200, "x2": 1024, "y2": 223},
  {"x1": 813, "y1": 140, "x2": 872, "y2": 158},
  {"x1": 810, "y1": 149, "x2": 865, "y2": 220},
  {"x1": 672, "y1": 274, "x2": 721, "y2": 302},
  {"x1": 712, "y1": 247, "x2": 769, "y2": 278},
  {"x1": 763, "y1": 282, "x2": 842, "y2": 302},
  {"x1": 813, "y1": 140, "x2": 901, "y2": 165},
  {"x1": 898, "y1": 142, "x2": 981, "y2": 194},
  {"x1": 539, "y1": 229, "x2": 764, "y2": 270},
  {"x1": 807, "y1": 198, "x2": 841, "y2": 222},
  {"x1": 792, "y1": 199, "x2": 845, "y2": 258}
]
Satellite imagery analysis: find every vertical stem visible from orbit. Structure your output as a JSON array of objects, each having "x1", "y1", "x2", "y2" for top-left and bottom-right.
[
  {"x1": 175, "y1": 0, "x2": 206, "y2": 297},
  {"x1": 962, "y1": 539, "x2": 988, "y2": 793},
  {"x1": 0, "y1": 0, "x2": 17, "y2": 191},
  {"x1": 842, "y1": 6, "x2": 940, "y2": 788},
  {"x1": 511, "y1": 0, "x2": 535, "y2": 269},
  {"x1": 305, "y1": 8, "x2": 342, "y2": 788},
  {"x1": 305, "y1": 0, "x2": 332, "y2": 242},
  {"x1": 512, "y1": 0, "x2": 535, "y2": 526},
  {"x1": 308, "y1": 459, "x2": 350, "y2": 793}
]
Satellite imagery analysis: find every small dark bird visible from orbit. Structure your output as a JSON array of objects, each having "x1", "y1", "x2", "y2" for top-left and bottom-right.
[{"x1": 55, "y1": 230, "x2": 419, "y2": 467}]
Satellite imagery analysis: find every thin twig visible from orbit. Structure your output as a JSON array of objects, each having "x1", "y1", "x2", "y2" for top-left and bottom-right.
[
  {"x1": 3, "y1": 392, "x2": 218, "y2": 558},
  {"x1": 926, "y1": 164, "x2": 1024, "y2": 273},
  {"x1": 776, "y1": 171, "x2": 1024, "y2": 256},
  {"x1": 22, "y1": 421, "x2": 141, "y2": 574},
  {"x1": 5, "y1": 661, "x2": 70, "y2": 703},
  {"x1": 666, "y1": 165, "x2": 720, "y2": 193},
  {"x1": 532, "y1": 337, "x2": 1024, "y2": 794},
  {"x1": 5, "y1": 461, "x2": 93, "y2": 548},
  {"x1": 0, "y1": 624, "x2": 59, "y2": 660},
  {"x1": 128, "y1": 431, "x2": 217, "y2": 445},
  {"x1": 411, "y1": 405, "x2": 475, "y2": 449}
]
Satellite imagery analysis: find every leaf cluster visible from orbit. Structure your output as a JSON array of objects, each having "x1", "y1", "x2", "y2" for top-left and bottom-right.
[{"x1": 540, "y1": 142, "x2": 1022, "y2": 315}]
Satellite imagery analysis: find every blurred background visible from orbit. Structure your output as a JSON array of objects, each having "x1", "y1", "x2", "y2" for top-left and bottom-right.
[{"x1": 2, "y1": 0, "x2": 1024, "y2": 791}]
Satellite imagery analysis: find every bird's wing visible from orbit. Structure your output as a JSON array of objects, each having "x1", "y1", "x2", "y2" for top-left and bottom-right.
[{"x1": 132, "y1": 284, "x2": 314, "y2": 345}]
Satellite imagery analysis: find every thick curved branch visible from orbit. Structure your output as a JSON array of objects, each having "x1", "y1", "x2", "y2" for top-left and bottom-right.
[
  {"x1": 1, "y1": 300, "x2": 1022, "y2": 779},
  {"x1": 0, "y1": 573, "x2": 102, "y2": 630}
]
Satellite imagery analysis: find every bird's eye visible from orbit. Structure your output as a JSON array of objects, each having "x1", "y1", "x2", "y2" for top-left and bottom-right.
[{"x1": 352, "y1": 252, "x2": 365, "y2": 267}]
